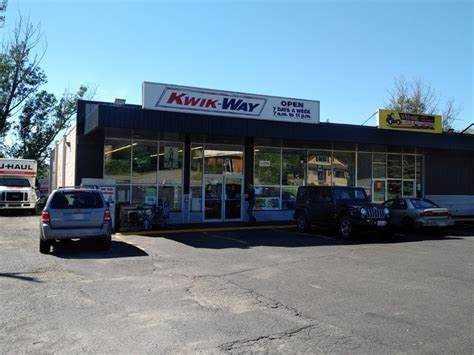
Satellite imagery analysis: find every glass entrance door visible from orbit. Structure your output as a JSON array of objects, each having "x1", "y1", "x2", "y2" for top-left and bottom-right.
[
  {"x1": 204, "y1": 174, "x2": 243, "y2": 221},
  {"x1": 372, "y1": 179, "x2": 386, "y2": 203},
  {"x1": 224, "y1": 176, "x2": 242, "y2": 220},
  {"x1": 204, "y1": 175, "x2": 223, "y2": 220}
]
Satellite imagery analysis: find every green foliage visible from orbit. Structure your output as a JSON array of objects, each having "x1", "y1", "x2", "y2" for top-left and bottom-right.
[
  {"x1": 0, "y1": 0, "x2": 7, "y2": 27},
  {"x1": 7, "y1": 86, "x2": 89, "y2": 168}
]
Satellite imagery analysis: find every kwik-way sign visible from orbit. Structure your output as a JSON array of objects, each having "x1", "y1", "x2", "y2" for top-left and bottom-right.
[{"x1": 142, "y1": 82, "x2": 320, "y2": 124}]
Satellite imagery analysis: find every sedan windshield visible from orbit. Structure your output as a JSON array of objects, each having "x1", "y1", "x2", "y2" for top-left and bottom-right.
[{"x1": 0, "y1": 178, "x2": 31, "y2": 187}]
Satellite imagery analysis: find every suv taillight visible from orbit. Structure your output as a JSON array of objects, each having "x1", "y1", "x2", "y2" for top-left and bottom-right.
[
  {"x1": 104, "y1": 210, "x2": 111, "y2": 222},
  {"x1": 41, "y1": 210, "x2": 50, "y2": 224}
]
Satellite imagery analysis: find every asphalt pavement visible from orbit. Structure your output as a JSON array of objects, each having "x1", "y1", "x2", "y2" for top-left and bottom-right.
[{"x1": 0, "y1": 214, "x2": 473, "y2": 354}]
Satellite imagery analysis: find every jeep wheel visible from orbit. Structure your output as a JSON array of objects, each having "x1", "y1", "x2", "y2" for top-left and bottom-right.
[
  {"x1": 296, "y1": 214, "x2": 310, "y2": 232},
  {"x1": 338, "y1": 216, "x2": 353, "y2": 239},
  {"x1": 39, "y1": 238, "x2": 51, "y2": 254}
]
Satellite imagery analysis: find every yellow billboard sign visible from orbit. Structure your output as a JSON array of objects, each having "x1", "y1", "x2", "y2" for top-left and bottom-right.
[{"x1": 377, "y1": 109, "x2": 442, "y2": 134}]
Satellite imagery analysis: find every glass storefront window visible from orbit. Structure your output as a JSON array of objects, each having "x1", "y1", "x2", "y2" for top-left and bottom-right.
[
  {"x1": 190, "y1": 186, "x2": 202, "y2": 212},
  {"x1": 104, "y1": 139, "x2": 132, "y2": 183},
  {"x1": 307, "y1": 150, "x2": 332, "y2": 186},
  {"x1": 282, "y1": 186, "x2": 298, "y2": 210},
  {"x1": 387, "y1": 180, "x2": 402, "y2": 200},
  {"x1": 416, "y1": 155, "x2": 423, "y2": 197},
  {"x1": 357, "y1": 152, "x2": 372, "y2": 197},
  {"x1": 387, "y1": 154, "x2": 402, "y2": 178},
  {"x1": 116, "y1": 185, "x2": 130, "y2": 203},
  {"x1": 403, "y1": 180, "x2": 415, "y2": 197},
  {"x1": 132, "y1": 141, "x2": 157, "y2": 184},
  {"x1": 132, "y1": 185, "x2": 157, "y2": 204},
  {"x1": 403, "y1": 155, "x2": 416, "y2": 179},
  {"x1": 254, "y1": 148, "x2": 281, "y2": 185},
  {"x1": 159, "y1": 142, "x2": 183, "y2": 185},
  {"x1": 191, "y1": 145, "x2": 203, "y2": 185},
  {"x1": 159, "y1": 186, "x2": 182, "y2": 211},
  {"x1": 204, "y1": 145, "x2": 243, "y2": 175},
  {"x1": 282, "y1": 149, "x2": 305, "y2": 186},
  {"x1": 332, "y1": 152, "x2": 355, "y2": 186},
  {"x1": 373, "y1": 153, "x2": 386, "y2": 178},
  {"x1": 254, "y1": 186, "x2": 280, "y2": 210}
]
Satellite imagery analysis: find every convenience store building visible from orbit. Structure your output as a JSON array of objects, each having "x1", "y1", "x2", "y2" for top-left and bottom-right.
[{"x1": 51, "y1": 82, "x2": 474, "y2": 224}]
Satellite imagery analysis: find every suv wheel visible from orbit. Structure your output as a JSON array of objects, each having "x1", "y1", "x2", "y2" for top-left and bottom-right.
[
  {"x1": 296, "y1": 214, "x2": 310, "y2": 232},
  {"x1": 39, "y1": 238, "x2": 51, "y2": 254},
  {"x1": 338, "y1": 216, "x2": 353, "y2": 239}
]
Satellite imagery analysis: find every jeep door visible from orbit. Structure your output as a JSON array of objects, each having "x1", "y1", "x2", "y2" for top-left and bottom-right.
[{"x1": 308, "y1": 187, "x2": 335, "y2": 226}]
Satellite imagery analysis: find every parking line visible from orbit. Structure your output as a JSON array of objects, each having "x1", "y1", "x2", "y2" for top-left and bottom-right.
[
  {"x1": 271, "y1": 227, "x2": 340, "y2": 241},
  {"x1": 114, "y1": 233, "x2": 147, "y2": 253},
  {"x1": 203, "y1": 232, "x2": 248, "y2": 244},
  {"x1": 118, "y1": 224, "x2": 295, "y2": 237}
]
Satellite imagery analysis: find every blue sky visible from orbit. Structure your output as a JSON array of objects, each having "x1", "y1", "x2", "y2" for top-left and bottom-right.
[{"x1": 4, "y1": 0, "x2": 473, "y2": 130}]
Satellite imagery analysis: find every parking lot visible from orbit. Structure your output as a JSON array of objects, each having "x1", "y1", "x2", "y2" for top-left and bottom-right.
[{"x1": 1, "y1": 214, "x2": 473, "y2": 354}]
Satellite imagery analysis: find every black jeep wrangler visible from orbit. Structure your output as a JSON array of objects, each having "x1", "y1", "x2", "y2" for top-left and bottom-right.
[{"x1": 294, "y1": 186, "x2": 390, "y2": 238}]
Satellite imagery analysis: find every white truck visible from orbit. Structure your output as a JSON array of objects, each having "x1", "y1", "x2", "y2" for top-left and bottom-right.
[{"x1": 0, "y1": 159, "x2": 38, "y2": 214}]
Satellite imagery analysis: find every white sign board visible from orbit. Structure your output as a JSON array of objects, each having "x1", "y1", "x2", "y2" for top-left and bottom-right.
[
  {"x1": 0, "y1": 159, "x2": 37, "y2": 176},
  {"x1": 143, "y1": 82, "x2": 320, "y2": 124}
]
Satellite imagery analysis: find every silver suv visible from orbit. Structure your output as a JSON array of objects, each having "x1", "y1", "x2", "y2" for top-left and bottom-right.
[{"x1": 39, "y1": 188, "x2": 112, "y2": 254}]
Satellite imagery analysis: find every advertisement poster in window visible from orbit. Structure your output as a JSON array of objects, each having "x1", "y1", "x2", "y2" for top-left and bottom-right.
[{"x1": 164, "y1": 146, "x2": 179, "y2": 169}]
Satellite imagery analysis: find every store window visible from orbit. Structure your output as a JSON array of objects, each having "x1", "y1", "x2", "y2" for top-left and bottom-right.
[
  {"x1": 416, "y1": 155, "x2": 423, "y2": 197},
  {"x1": 132, "y1": 141, "x2": 157, "y2": 184},
  {"x1": 204, "y1": 145, "x2": 243, "y2": 175},
  {"x1": 282, "y1": 149, "x2": 305, "y2": 186},
  {"x1": 255, "y1": 186, "x2": 280, "y2": 210},
  {"x1": 158, "y1": 142, "x2": 183, "y2": 211},
  {"x1": 403, "y1": 155, "x2": 416, "y2": 179},
  {"x1": 104, "y1": 139, "x2": 132, "y2": 183},
  {"x1": 387, "y1": 154, "x2": 402, "y2": 178},
  {"x1": 373, "y1": 153, "x2": 386, "y2": 178},
  {"x1": 332, "y1": 152, "x2": 355, "y2": 186},
  {"x1": 254, "y1": 148, "x2": 281, "y2": 185},
  {"x1": 307, "y1": 150, "x2": 332, "y2": 186},
  {"x1": 132, "y1": 185, "x2": 157, "y2": 204},
  {"x1": 159, "y1": 185, "x2": 183, "y2": 211},
  {"x1": 357, "y1": 152, "x2": 372, "y2": 197},
  {"x1": 190, "y1": 145, "x2": 203, "y2": 212}
]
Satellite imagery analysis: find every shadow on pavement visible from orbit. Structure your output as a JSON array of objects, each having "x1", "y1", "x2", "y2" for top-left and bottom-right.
[
  {"x1": 0, "y1": 272, "x2": 43, "y2": 283},
  {"x1": 158, "y1": 227, "x2": 465, "y2": 250},
  {"x1": 52, "y1": 240, "x2": 148, "y2": 259}
]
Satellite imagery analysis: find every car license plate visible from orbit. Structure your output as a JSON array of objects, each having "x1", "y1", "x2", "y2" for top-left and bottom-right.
[{"x1": 377, "y1": 220, "x2": 387, "y2": 226}]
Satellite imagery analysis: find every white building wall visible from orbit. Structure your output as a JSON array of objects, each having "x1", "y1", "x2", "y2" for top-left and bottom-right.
[
  {"x1": 51, "y1": 126, "x2": 77, "y2": 189},
  {"x1": 63, "y1": 126, "x2": 76, "y2": 187}
]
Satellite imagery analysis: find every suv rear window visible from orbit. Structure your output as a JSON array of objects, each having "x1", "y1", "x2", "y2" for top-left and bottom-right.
[{"x1": 51, "y1": 191, "x2": 104, "y2": 209}]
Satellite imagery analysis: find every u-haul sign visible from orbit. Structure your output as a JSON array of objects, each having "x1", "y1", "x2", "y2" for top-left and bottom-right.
[
  {"x1": 0, "y1": 159, "x2": 37, "y2": 176},
  {"x1": 143, "y1": 82, "x2": 320, "y2": 124}
]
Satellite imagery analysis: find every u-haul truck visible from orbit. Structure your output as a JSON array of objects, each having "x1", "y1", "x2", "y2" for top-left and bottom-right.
[{"x1": 0, "y1": 159, "x2": 38, "y2": 214}]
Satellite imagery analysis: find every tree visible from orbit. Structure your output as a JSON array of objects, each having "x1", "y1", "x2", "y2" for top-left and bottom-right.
[
  {"x1": 1, "y1": 14, "x2": 95, "y2": 168},
  {"x1": 7, "y1": 85, "x2": 90, "y2": 167},
  {"x1": 0, "y1": 1, "x2": 7, "y2": 28},
  {"x1": 0, "y1": 16, "x2": 47, "y2": 141},
  {"x1": 386, "y1": 77, "x2": 461, "y2": 131}
]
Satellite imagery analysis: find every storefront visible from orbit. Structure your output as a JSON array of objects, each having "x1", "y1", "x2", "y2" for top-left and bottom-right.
[{"x1": 51, "y1": 82, "x2": 474, "y2": 224}]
